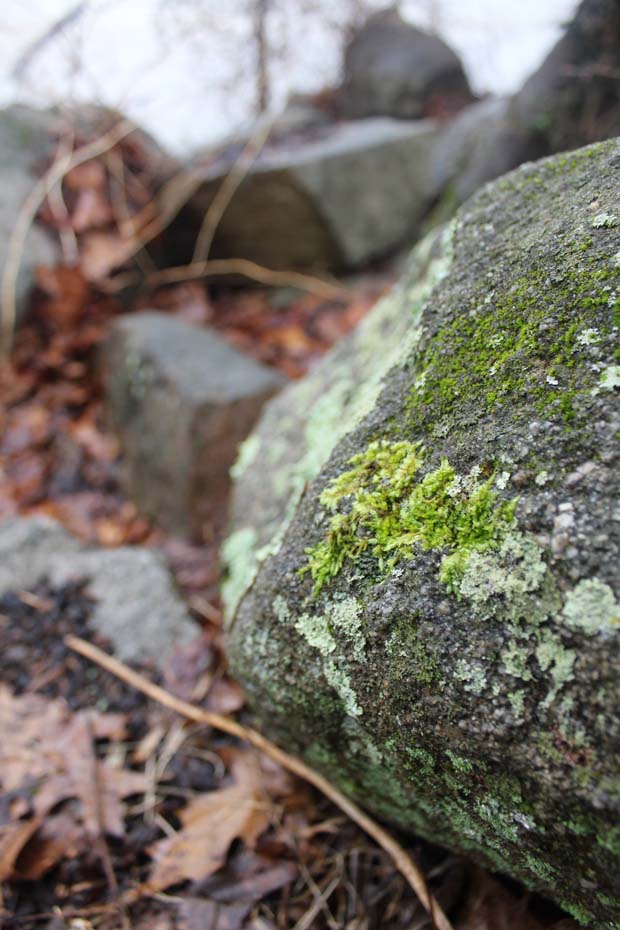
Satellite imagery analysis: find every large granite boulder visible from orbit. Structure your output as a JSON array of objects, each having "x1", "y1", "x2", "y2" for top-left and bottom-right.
[
  {"x1": 224, "y1": 139, "x2": 620, "y2": 927},
  {"x1": 170, "y1": 118, "x2": 443, "y2": 274},
  {"x1": 338, "y1": 8, "x2": 473, "y2": 120}
]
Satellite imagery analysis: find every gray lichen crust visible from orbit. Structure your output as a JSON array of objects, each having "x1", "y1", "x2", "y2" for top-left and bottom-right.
[{"x1": 224, "y1": 139, "x2": 620, "y2": 929}]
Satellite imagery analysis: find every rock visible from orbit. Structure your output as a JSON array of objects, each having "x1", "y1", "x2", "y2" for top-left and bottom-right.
[
  {"x1": 102, "y1": 312, "x2": 285, "y2": 538},
  {"x1": 0, "y1": 106, "x2": 59, "y2": 323},
  {"x1": 511, "y1": 0, "x2": 620, "y2": 155},
  {"x1": 431, "y1": 0, "x2": 620, "y2": 217},
  {"x1": 224, "y1": 138, "x2": 620, "y2": 926},
  {"x1": 0, "y1": 516, "x2": 195, "y2": 663},
  {"x1": 270, "y1": 93, "x2": 333, "y2": 141},
  {"x1": 173, "y1": 118, "x2": 443, "y2": 274},
  {"x1": 428, "y1": 97, "x2": 532, "y2": 220},
  {"x1": 338, "y1": 8, "x2": 473, "y2": 120}
]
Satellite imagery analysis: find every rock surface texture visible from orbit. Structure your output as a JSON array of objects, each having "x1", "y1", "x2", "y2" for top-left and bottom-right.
[
  {"x1": 339, "y1": 8, "x2": 473, "y2": 120},
  {"x1": 224, "y1": 139, "x2": 620, "y2": 928},
  {"x1": 103, "y1": 312, "x2": 285, "y2": 538},
  {"x1": 0, "y1": 517, "x2": 196, "y2": 663}
]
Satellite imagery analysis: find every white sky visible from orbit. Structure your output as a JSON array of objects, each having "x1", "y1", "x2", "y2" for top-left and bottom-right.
[{"x1": 0, "y1": 0, "x2": 580, "y2": 153}]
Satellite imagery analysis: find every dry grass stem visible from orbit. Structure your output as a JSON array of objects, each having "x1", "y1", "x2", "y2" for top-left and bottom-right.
[{"x1": 0, "y1": 118, "x2": 136, "y2": 355}]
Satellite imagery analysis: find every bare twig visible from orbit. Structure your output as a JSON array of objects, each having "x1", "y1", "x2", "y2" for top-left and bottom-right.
[
  {"x1": 65, "y1": 634, "x2": 454, "y2": 930},
  {"x1": 0, "y1": 118, "x2": 136, "y2": 357},
  {"x1": 12, "y1": 3, "x2": 90, "y2": 80},
  {"x1": 192, "y1": 115, "x2": 275, "y2": 264},
  {"x1": 108, "y1": 256, "x2": 348, "y2": 300}
]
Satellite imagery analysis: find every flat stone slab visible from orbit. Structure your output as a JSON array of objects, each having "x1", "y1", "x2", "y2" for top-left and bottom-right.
[
  {"x1": 0, "y1": 516, "x2": 196, "y2": 664},
  {"x1": 175, "y1": 117, "x2": 442, "y2": 273},
  {"x1": 103, "y1": 312, "x2": 285, "y2": 538}
]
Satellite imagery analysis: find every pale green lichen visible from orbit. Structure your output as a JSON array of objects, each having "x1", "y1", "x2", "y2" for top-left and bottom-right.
[
  {"x1": 562, "y1": 579, "x2": 620, "y2": 635},
  {"x1": 330, "y1": 596, "x2": 365, "y2": 661},
  {"x1": 502, "y1": 640, "x2": 533, "y2": 681},
  {"x1": 456, "y1": 531, "x2": 547, "y2": 608},
  {"x1": 273, "y1": 594, "x2": 291, "y2": 624},
  {"x1": 508, "y1": 690, "x2": 526, "y2": 716},
  {"x1": 294, "y1": 612, "x2": 336, "y2": 655},
  {"x1": 306, "y1": 439, "x2": 517, "y2": 596},
  {"x1": 230, "y1": 433, "x2": 261, "y2": 480},
  {"x1": 454, "y1": 659, "x2": 487, "y2": 695},
  {"x1": 221, "y1": 526, "x2": 258, "y2": 622},
  {"x1": 536, "y1": 628, "x2": 577, "y2": 707},
  {"x1": 591, "y1": 212, "x2": 619, "y2": 229},
  {"x1": 294, "y1": 598, "x2": 365, "y2": 717},
  {"x1": 600, "y1": 365, "x2": 620, "y2": 391},
  {"x1": 323, "y1": 660, "x2": 362, "y2": 716}
]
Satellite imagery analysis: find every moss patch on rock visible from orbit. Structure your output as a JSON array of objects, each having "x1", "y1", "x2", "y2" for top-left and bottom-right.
[{"x1": 305, "y1": 439, "x2": 517, "y2": 595}]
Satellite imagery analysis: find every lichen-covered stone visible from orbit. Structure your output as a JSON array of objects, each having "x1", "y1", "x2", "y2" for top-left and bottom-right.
[{"x1": 224, "y1": 139, "x2": 620, "y2": 928}]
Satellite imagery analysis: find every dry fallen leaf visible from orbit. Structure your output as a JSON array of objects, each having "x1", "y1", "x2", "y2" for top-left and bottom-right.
[
  {"x1": 35, "y1": 265, "x2": 90, "y2": 329},
  {"x1": 148, "y1": 752, "x2": 272, "y2": 890},
  {"x1": 0, "y1": 687, "x2": 148, "y2": 881}
]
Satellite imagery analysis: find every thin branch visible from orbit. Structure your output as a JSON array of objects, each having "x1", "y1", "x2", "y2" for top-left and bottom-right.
[
  {"x1": 0, "y1": 119, "x2": 137, "y2": 357},
  {"x1": 192, "y1": 115, "x2": 275, "y2": 265},
  {"x1": 108, "y1": 256, "x2": 348, "y2": 301},
  {"x1": 65, "y1": 634, "x2": 454, "y2": 930},
  {"x1": 12, "y1": 3, "x2": 90, "y2": 80}
]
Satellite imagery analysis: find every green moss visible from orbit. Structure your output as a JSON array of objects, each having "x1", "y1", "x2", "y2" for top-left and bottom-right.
[
  {"x1": 223, "y1": 224, "x2": 457, "y2": 623},
  {"x1": 305, "y1": 439, "x2": 517, "y2": 595},
  {"x1": 386, "y1": 620, "x2": 438, "y2": 685},
  {"x1": 404, "y1": 746, "x2": 436, "y2": 775},
  {"x1": 446, "y1": 751, "x2": 475, "y2": 774},
  {"x1": 405, "y1": 251, "x2": 620, "y2": 435},
  {"x1": 598, "y1": 826, "x2": 620, "y2": 856},
  {"x1": 524, "y1": 854, "x2": 557, "y2": 883},
  {"x1": 230, "y1": 433, "x2": 260, "y2": 480}
]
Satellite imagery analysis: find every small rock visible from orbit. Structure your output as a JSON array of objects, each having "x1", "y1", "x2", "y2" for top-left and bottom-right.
[
  {"x1": 0, "y1": 516, "x2": 195, "y2": 664},
  {"x1": 102, "y1": 312, "x2": 285, "y2": 538}
]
